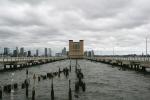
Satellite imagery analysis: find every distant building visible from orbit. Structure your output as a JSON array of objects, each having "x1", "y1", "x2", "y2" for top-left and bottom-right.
[
  {"x1": 69, "y1": 40, "x2": 84, "y2": 59},
  {"x1": 4, "y1": 47, "x2": 9, "y2": 56},
  {"x1": 91, "y1": 50, "x2": 94, "y2": 57},
  {"x1": 55, "y1": 53, "x2": 62, "y2": 57},
  {"x1": 45, "y1": 48, "x2": 48, "y2": 57},
  {"x1": 13, "y1": 50, "x2": 17, "y2": 57},
  {"x1": 27, "y1": 51, "x2": 31, "y2": 57},
  {"x1": 36, "y1": 49, "x2": 39, "y2": 57},
  {"x1": 24, "y1": 52, "x2": 27, "y2": 57},
  {"x1": 84, "y1": 50, "x2": 94, "y2": 57},
  {"x1": 84, "y1": 51, "x2": 88, "y2": 56},
  {"x1": 16, "y1": 47, "x2": 19, "y2": 57},
  {"x1": 48, "y1": 48, "x2": 52, "y2": 57},
  {"x1": 88, "y1": 51, "x2": 92, "y2": 57},
  {"x1": 62, "y1": 47, "x2": 67, "y2": 56},
  {"x1": 20, "y1": 47, "x2": 24, "y2": 56}
]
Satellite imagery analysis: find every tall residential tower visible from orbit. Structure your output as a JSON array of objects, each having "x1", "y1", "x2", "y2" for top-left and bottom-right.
[{"x1": 69, "y1": 40, "x2": 84, "y2": 59}]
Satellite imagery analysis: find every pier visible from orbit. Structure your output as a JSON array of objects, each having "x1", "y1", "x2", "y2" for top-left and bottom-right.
[
  {"x1": 86, "y1": 56, "x2": 150, "y2": 71},
  {"x1": 0, "y1": 57, "x2": 67, "y2": 71}
]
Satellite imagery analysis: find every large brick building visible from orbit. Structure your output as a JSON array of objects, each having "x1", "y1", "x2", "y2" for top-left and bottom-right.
[{"x1": 69, "y1": 40, "x2": 84, "y2": 59}]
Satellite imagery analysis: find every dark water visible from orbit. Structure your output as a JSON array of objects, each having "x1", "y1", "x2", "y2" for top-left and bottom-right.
[{"x1": 0, "y1": 59, "x2": 150, "y2": 100}]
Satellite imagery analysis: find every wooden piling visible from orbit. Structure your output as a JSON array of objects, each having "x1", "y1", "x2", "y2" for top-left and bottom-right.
[
  {"x1": 21, "y1": 83, "x2": 25, "y2": 89},
  {"x1": 3, "y1": 84, "x2": 11, "y2": 93},
  {"x1": 137, "y1": 65, "x2": 140, "y2": 71},
  {"x1": 69, "y1": 59, "x2": 71, "y2": 72},
  {"x1": 14, "y1": 83, "x2": 18, "y2": 89},
  {"x1": 4, "y1": 65, "x2": 6, "y2": 70},
  {"x1": 38, "y1": 76, "x2": 41, "y2": 82},
  {"x1": 32, "y1": 87, "x2": 35, "y2": 100},
  {"x1": 25, "y1": 80, "x2": 29, "y2": 97},
  {"x1": 58, "y1": 68, "x2": 60, "y2": 77},
  {"x1": 51, "y1": 78, "x2": 54, "y2": 100},
  {"x1": 25, "y1": 69, "x2": 29, "y2": 97},
  {"x1": 82, "y1": 82, "x2": 86, "y2": 92},
  {"x1": 142, "y1": 67, "x2": 146, "y2": 72},
  {"x1": 75, "y1": 59, "x2": 77, "y2": 72},
  {"x1": 68, "y1": 80, "x2": 72, "y2": 100},
  {"x1": 0, "y1": 87, "x2": 2, "y2": 99},
  {"x1": 26, "y1": 69, "x2": 28, "y2": 75},
  {"x1": 75, "y1": 82, "x2": 79, "y2": 92},
  {"x1": 10, "y1": 65, "x2": 12, "y2": 69}
]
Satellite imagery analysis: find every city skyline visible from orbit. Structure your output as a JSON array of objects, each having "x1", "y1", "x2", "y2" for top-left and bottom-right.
[
  {"x1": 0, "y1": 46, "x2": 75, "y2": 57},
  {"x1": 0, "y1": 47, "x2": 54, "y2": 56},
  {"x1": 0, "y1": 0, "x2": 150, "y2": 55}
]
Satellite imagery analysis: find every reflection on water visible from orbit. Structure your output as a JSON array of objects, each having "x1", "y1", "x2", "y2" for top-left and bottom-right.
[
  {"x1": 10, "y1": 92, "x2": 14, "y2": 100},
  {"x1": 11, "y1": 73, "x2": 15, "y2": 93},
  {"x1": 0, "y1": 59, "x2": 150, "y2": 100}
]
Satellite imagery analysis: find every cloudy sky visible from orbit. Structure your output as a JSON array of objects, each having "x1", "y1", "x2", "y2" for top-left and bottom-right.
[{"x1": 0, "y1": 0, "x2": 150, "y2": 55}]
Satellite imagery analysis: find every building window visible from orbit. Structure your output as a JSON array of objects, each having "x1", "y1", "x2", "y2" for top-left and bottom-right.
[{"x1": 74, "y1": 43, "x2": 80, "y2": 49}]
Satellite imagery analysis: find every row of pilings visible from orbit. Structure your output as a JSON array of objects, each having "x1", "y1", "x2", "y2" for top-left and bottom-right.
[
  {"x1": 88, "y1": 58, "x2": 147, "y2": 72},
  {"x1": 0, "y1": 59, "x2": 86, "y2": 100},
  {"x1": 0, "y1": 66, "x2": 70, "y2": 100},
  {"x1": 74, "y1": 59, "x2": 86, "y2": 96},
  {"x1": 1, "y1": 58, "x2": 66, "y2": 72}
]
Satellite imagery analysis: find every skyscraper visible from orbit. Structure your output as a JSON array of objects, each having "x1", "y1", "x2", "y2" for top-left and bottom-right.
[
  {"x1": 62, "y1": 47, "x2": 67, "y2": 56},
  {"x1": 48, "y1": 48, "x2": 52, "y2": 57},
  {"x1": 16, "y1": 47, "x2": 19, "y2": 57},
  {"x1": 13, "y1": 50, "x2": 17, "y2": 57},
  {"x1": 36, "y1": 49, "x2": 39, "y2": 57},
  {"x1": 4, "y1": 47, "x2": 9, "y2": 56},
  {"x1": 91, "y1": 50, "x2": 94, "y2": 57},
  {"x1": 45, "y1": 48, "x2": 47, "y2": 57},
  {"x1": 20, "y1": 47, "x2": 24, "y2": 56},
  {"x1": 27, "y1": 51, "x2": 31, "y2": 57},
  {"x1": 24, "y1": 52, "x2": 27, "y2": 57}
]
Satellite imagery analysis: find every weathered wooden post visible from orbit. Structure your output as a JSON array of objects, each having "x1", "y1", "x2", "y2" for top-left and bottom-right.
[
  {"x1": 25, "y1": 69, "x2": 29, "y2": 97},
  {"x1": 32, "y1": 74, "x2": 36, "y2": 100},
  {"x1": 10, "y1": 65, "x2": 12, "y2": 69},
  {"x1": 4, "y1": 64, "x2": 6, "y2": 70},
  {"x1": 32, "y1": 87, "x2": 35, "y2": 100},
  {"x1": 142, "y1": 67, "x2": 146, "y2": 72},
  {"x1": 25, "y1": 80, "x2": 29, "y2": 97},
  {"x1": 26, "y1": 69, "x2": 28, "y2": 76},
  {"x1": 137, "y1": 65, "x2": 140, "y2": 71},
  {"x1": 14, "y1": 83, "x2": 18, "y2": 89},
  {"x1": 0, "y1": 86, "x2": 2, "y2": 99},
  {"x1": 69, "y1": 59, "x2": 71, "y2": 72},
  {"x1": 75, "y1": 82, "x2": 79, "y2": 92},
  {"x1": 51, "y1": 78, "x2": 54, "y2": 100},
  {"x1": 65, "y1": 68, "x2": 69, "y2": 77},
  {"x1": 82, "y1": 82, "x2": 86, "y2": 92},
  {"x1": 38, "y1": 76, "x2": 40, "y2": 82},
  {"x1": 58, "y1": 68, "x2": 60, "y2": 77},
  {"x1": 33, "y1": 74, "x2": 36, "y2": 86},
  {"x1": 75, "y1": 59, "x2": 77, "y2": 72},
  {"x1": 68, "y1": 80, "x2": 72, "y2": 100}
]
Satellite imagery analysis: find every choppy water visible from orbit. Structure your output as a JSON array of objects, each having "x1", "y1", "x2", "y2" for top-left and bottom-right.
[{"x1": 0, "y1": 59, "x2": 150, "y2": 100}]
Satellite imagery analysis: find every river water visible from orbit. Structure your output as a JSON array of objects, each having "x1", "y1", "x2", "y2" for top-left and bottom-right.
[{"x1": 0, "y1": 59, "x2": 150, "y2": 100}]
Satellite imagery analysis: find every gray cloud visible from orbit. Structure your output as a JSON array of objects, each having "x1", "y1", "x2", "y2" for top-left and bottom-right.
[{"x1": 0, "y1": 0, "x2": 150, "y2": 55}]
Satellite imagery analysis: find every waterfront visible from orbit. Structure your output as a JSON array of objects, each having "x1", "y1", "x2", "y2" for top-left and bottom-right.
[{"x1": 0, "y1": 59, "x2": 150, "y2": 100}]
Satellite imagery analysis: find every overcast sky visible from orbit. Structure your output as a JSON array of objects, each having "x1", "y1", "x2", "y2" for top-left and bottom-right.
[{"x1": 0, "y1": 0, "x2": 150, "y2": 55}]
